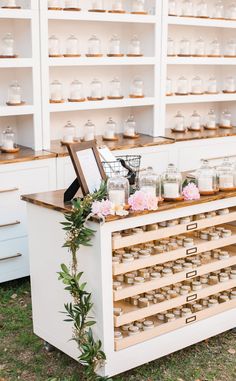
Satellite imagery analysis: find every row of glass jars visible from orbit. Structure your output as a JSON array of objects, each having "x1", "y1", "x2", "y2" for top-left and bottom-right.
[
  {"x1": 173, "y1": 110, "x2": 232, "y2": 132},
  {"x1": 62, "y1": 115, "x2": 138, "y2": 143},
  {"x1": 166, "y1": 76, "x2": 236, "y2": 96},
  {"x1": 167, "y1": 37, "x2": 236, "y2": 57},
  {"x1": 48, "y1": 0, "x2": 148, "y2": 13},
  {"x1": 168, "y1": 0, "x2": 236, "y2": 20},
  {"x1": 49, "y1": 34, "x2": 143, "y2": 57},
  {"x1": 50, "y1": 78, "x2": 145, "y2": 101}
]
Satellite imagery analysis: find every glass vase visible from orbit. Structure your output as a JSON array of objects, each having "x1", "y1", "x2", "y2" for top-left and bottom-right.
[{"x1": 161, "y1": 163, "x2": 182, "y2": 200}]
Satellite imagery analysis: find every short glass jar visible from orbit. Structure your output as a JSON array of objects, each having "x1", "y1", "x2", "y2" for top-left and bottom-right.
[
  {"x1": 132, "y1": 0, "x2": 146, "y2": 14},
  {"x1": 161, "y1": 164, "x2": 182, "y2": 200},
  {"x1": 208, "y1": 39, "x2": 221, "y2": 57},
  {"x1": 7, "y1": 80, "x2": 22, "y2": 105},
  {"x1": 48, "y1": 35, "x2": 60, "y2": 57},
  {"x1": 3, "y1": 0, "x2": 18, "y2": 7},
  {"x1": 173, "y1": 111, "x2": 186, "y2": 132},
  {"x1": 64, "y1": 0, "x2": 80, "y2": 10},
  {"x1": 206, "y1": 109, "x2": 217, "y2": 129},
  {"x1": 1, "y1": 126, "x2": 16, "y2": 151},
  {"x1": 166, "y1": 77, "x2": 173, "y2": 96},
  {"x1": 196, "y1": 0, "x2": 208, "y2": 18},
  {"x1": 103, "y1": 117, "x2": 117, "y2": 140},
  {"x1": 108, "y1": 34, "x2": 121, "y2": 56},
  {"x1": 69, "y1": 79, "x2": 84, "y2": 102},
  {"x1": 139, "y1": 166, "x2": 160, "y2": 197},
  {"x1": 50, "y1": 80, "x2": 63, "y2": 102},
  {"x1": 90, "y1": 0, "x2": 104, "y2": 11},
  {"x1": 128, "y1": 35, "x2": 142, "y2": 56},
  {"x1": 181, "y1": 0, "x2": 193, "y2": 17},
  {"x1": 130, "y1": 77, "x2": 144, "y2": 98},
  {"x1": 217, "y1": 157, "x2": 235, "y2": 190},
  {"x1": 87, "y1": 34, "x2": 102, "y2": 56},
  {"x1": 111, "y1": 0, "x2": 125, "y2": 12},
  {"x1": 226, "y1": 2, "x2": 236, "y2": 19},
  {"x1": 223, "y1": 76, "x2": 236, "y2": 93},
  {"x1": 220, "y1": 110, "x2": 232, "y2": 128},
  {"x1": 167, "y1": 37, "x2": 175, "y2": 56},
  {"x1": 89, "y1": 78, "x2": 103, "y2": 100},
  {"x1": 48, "y1": 0, "x2": 63, "y2": 9},
  {"x1": 196, "y1": 159, "x2": 218, "y2": 195},
  {"x1": 107, "y1": 172, "x2": 130, "y2": 207},
  {"x1": 83, "y1": 119, "x2": 96, "y2": 141},
  {"x1": 168, "y1": 0, "x2": 177, "y2": 16},
  {"x1": 206, "y1": 77, "x2": 218, "y2": 94},
  {"x1": 1, "y1": 33, "x2": 14, "y2": 57},
  {"x1": 212, "y1": 0, "x2": 224, "y2": 19},
  {"x1": 224, "y1": 40, "x2": 236, "y2": 57},
  {"x1": 62, "y1": 121, "x2": 76, "y2": 143},
  {"x1": 191, "y1": 76, "x2": 203, "y2": 94},
  {"x1": 65, "y1": 34, "x2": 79, "y2": 56},
  {"x1": 176, "y1": 76, "x2": 188, "y2": 95},
  {"x1": 194, "y1": 37, "x2": 205, "y2": 56},
  {"x1": 179, "y1": 37, "x2": 191, "y2": 56},
  {"x1": 190, "y1": 110, "x2": 201, "y2": 131},
  {"x1": 108, "y1": 77, "x2": 123, "y2": 99},
  {"x1": 124, "y1": 114, "x2": 137, "y2": 138}
]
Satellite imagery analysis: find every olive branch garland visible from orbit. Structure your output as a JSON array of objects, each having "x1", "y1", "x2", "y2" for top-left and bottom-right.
[{"x1": 58, "y1": 181, "x2": 112, "y2": 381}]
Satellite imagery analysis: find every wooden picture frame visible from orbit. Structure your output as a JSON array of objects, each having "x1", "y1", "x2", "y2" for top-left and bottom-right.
[{"x1": 67, "y1": 140, "x2": 107, "y2": 196}]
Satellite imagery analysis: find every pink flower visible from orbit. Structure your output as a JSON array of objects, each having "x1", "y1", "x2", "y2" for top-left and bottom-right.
[
  {"x1": 91, "y1": 199, "x2": 114, "y2": 216},
  {"x1": 145, "y1": 193, "x2": 158, "y2": 211},
  {"x1": 182, "y1": 183, "x2": 200, "y2": 201},
  {"x1": 128, "y1": 191, "x2": 158, "y2": 211}
]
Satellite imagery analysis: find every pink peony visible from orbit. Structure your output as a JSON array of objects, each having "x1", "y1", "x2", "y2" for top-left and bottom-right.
[
  {"x1": 91, "y1": 199, "x2": 114, "y2": 216},
  {"x1": 128, "y1": 191, "x2": 158, "y2": 211},
  {"x1": 182, "y1": 183, "x2": 200, "y2": 201},
  {"x1": 145, "y1": 193, "x2": 158, "y2": 211}
]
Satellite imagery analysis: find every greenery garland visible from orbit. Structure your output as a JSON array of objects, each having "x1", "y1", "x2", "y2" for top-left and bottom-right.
[{"x1": 58, "y1": 182, "x2": 112, "y2": 381}]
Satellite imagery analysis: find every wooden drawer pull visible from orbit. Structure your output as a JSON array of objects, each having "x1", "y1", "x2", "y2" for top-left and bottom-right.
[
  {"x1": 187, "y1": 223, "x2": 198, "y2": 231},
  {"x1": 186, "y1": 294, "x2": 197, "y2": 302},
  {"x1": 0, "y1": 253, "x2": 22, "y2": 261},
  {"x1": 186, "y1": 315, "x2": 197, "y2": 324},
  {"x1": 0, "y1": 187, "x2": 19, "y2": 194},
  {"x1": 0, "y1": 221, "x2": 20, "y2": 228},
  {"x1": 186, "y1": 247, "x2": 197, "y2": 255},
  {"x1": 186, "y1": 270, "x2": 197, "y2": 279}
]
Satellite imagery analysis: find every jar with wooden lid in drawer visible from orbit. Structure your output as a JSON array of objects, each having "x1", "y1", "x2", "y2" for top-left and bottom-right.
[
  {"x1": 181, "y1": 308, "x2": 192, "y2": 317},
  {"x1": 128, "y1": 326, "x2": 140, "y2": 336},
  {"x1": 165, "y1": 313, "x2": 176, "y2": 322},
  {"x1": 143, "y1": 320, "x2": 155, "y2": 330},
  {"x1": 208, "y1": 298, "x2": 219, "y2": 307},
  {"x1": 114, "y1": 331, "x2": 123, "y2": 340},
  {"x1": 219, "y1": 295, "x2": 229, "y2": 303},
  {"x1": 208, "y1": 276, "x2": 219, "y2": 285},
  {"x1": 162, "y1": 268, "x2": 173, "y2": 277},
  {"x1": 230, "y1": 290, "x2": 236, "y2": 299}
]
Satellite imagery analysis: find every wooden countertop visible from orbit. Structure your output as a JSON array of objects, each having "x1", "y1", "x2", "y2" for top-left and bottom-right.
[
  {"x1": 0, "y1": 146, "x2": 56, "y2": 165},
  {"x1": 22, "y1": 189, "x2": 236, "y2": 222},
  {"x1": 164, "y1": 127, "x2": 236, "y2": 142}
]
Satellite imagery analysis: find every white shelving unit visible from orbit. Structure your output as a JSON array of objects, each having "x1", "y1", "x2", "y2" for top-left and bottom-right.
[{"x1": 0, "y1": 0, "x2": 42, "y2": 150}]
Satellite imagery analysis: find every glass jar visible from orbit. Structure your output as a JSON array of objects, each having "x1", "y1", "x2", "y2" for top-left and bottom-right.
[
  {"x1": 48, "y1": 0, "x2": 63, "y2": 9},
  {"x1": 69, "y1": 79, "x2": 84, "y2": 101},
  {"x1": 3, "y1": 0, "x2": 17, "y2": 8},
  {"x1": 173, "y1": 111, "x2": 185, "y2": 132},
  {"x1": 166, "y1": 77, "x2": 173, "y2": 96},
  {"x1": 1, "y1": 33, "x2": 14, "y2": 56},
  {"x1": 89, "y1": 78, "x2": 103, "y2": 99},
  {"x1": 224, "y1": 76, "x2": 236, "y2": 93},
  {"x1": 7, "y1": 80, "x2": 22, "y2": 105},
  {"x1": 108, "y1": 34, "x2": 121, "y2": 56},
  {"x1": 176, "y1": 76, "x2": 188, "y2": 95},
  {"x1": 83, "y1": 119, "x2": 96, "y2": 141},
  {"x1": 64, "y1": 0, "x2": 80, "y2": 9},
  {"x1": 111, "y1": 0, "x2": 125, "y2": 12},
  {"x1": 128, "y1": 35, "x2": 142, "y2": 56},
  {"x1": 167, "y1": 37, "x2": 175, "y2": 56},
  {"x1": 226, "y1": 2, "x2": 236, "y2": 19},
  {"x1": 206, "y1": 109, "x2": 217, "y2": 129},
  {"x1": 65, "y1": 34, "x2": 79, "y2": 56},
  {"x1": 181, "y1": 0, "x2": 193, "y2": 17},
  {"x1": 87, "y1": 34, "x2": 101, "y2": 56},
  {"x1": 196, "y1": 159, "x2": 218, "y2": 195},
  {"x1": 191, "y1": 76, "x2": 203, "y2": 94},
  {"x1": 124, "y1": 114, "x2": 137, "y2": 137},
  {"x1": 90, "y1": 0, "x2": 104, "y2": 11},
  {"x1": 220, "y1": 110, "x2": 232, "y2": 128},
  {"x1": 194, "y1": 37, "x2": 205, "y2": 56},
  {"x1": 217, "y1": 157, "x2": 235, "y2": 190},
  {"x1": 132, "y1": 0, "x2": 146, "y2": 14},
  {"x1": 179, "y1": 37, "x2": 191, "y2": 56},
  {"x1": 50, "y1": 80, "x2": 63, "y2": 102},
  {"x1": 196, "y1": 0, "x2": 208, "y2": 18},
  {"x1": 130, "y1": 77, "x2": 144, "y2": 97},
  {"x1": 212, "y1": 0, "x2": 224, "y2": 19},
  {"x1": 48, "y1": 35, "x2": 60, "y2": 57},
  {"x1": 107, "y1": 172, "x2": 130, "y2": 207},
  {"x1": 62, "y1": 121, "x2": 76, "y2": 143},
  {"x1": 108, "y1": 77, "x2": 123, "y2": 99},
  {"x1": 208, "y1": 39, "x2": 221, "y2": 56},
  {"x1": 161, "y1": 164, "x2": 182, "y2": 200},
  {"x1": 139, "y1": 167, "x2": 160, "y2": 197},
  {"x1": 1, "y1": 126, "x2": 15, "y2": 150},
  {"x1": 168, "y1": 0, "x2": 177, "y2": 16},
  {"x1": 225, "y1": 40, "x2": 236, "y2": 57},
  {"x1": 103, "y1": 117, "x2": 117, "y2": 140},
  {"x1": 190, "y1": 110, "x2": 201, "y2": 131},
  {"x1": 206, "y1": 77, "x2": 218, "y2": 94}
]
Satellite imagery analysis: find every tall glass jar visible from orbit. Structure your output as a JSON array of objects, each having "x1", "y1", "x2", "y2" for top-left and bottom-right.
[
  {"x1": 111, "y1": 0, "x2": 125, "y2": 13},
  {"x1": 212, "y1": 0, "x2": 224, "y2": 19},
  {"x1": 62, "y1": 121, "x2": 76, "y2": 143},
  {"x1": 226, "y1": 2, "x2": 236, "y2": 19},
  {"x1": 108, "y1": 77, "x2": 123, "y2": 99},
  {"x1": 48, "y1": 35, "x2": 60, "y2": 57},
  {"x1": 124, "y1": 114, "x2": 137, "y2": 137},
  {"x1": 208, "y1": 39, "x2": 221, "y2": 56},
  {"x1": 196, "y1": 159, "x2": 218, "y2": 195},
  {"x1": 217, "y1": 157, "x2": 235, "y2": 190},
  {"x1": 87, "y1": 34, "x2": 102, "y2": 56},
  {"x1": 107, "y1": 172, "x2": 130, "y2": 207},
  {"x1": 194, "y1": 37, "x2": 205, "y2": 56},
  {"x1": 191, "y1": 76, "x2": 203, "y2": 94},
  {"x1": 64, "y1": 0, "x2": 80, "y2": 9},
  {"x1": 173, "y1": 111, "x2": 185, "y2": 132},
  {"x1": 108, "y1": 34, "x2": 121, "y2": 56},
  {"x1": 89, "y1": 78, "x2": 103, "y2": 100},
  {"x1": 190, "y1": 110, "x2": 201, "y2": 131},
  {"x1": 181, "y1": 0, "x2": 193, "y2": 17},
  {"x1": 131, "y1": 0, "x2": 146, "y2": 14},
  {"x1": 7, "y1": 80, "x2": 22, "y2": 105},
  {"x1": 69, "y1": 79, "x2": 84, "y2": 101},
  {"x1": 130, "y1": 77, "x2": 144, "y2": 98},
  {"x1": 1, "y1": 126, "x2": 16, "y2": 151},
  {"x1": 223, "y1": 76, "x2": 236, "y2": 93},
  {"x1": 83, "y1": 119, "x2": 96, "y2": 141},
  {"x1": 168, "y1": 0, "x2": 177, "y2": 16},
  {"x1": 206, "y1": 77, "x2": 218, "y2": 94},
  {"x1": 89, "y1": 0, "x2": 105, "y2": 11},
  {"x1": 196, "y1": 0, "x2": 208, "y2": 18},
  {"x1": 48, "y1": 0, "x2": 63, "y2": 9},
  {"x1": 139, "y1": 167, "x2": 160, "y2": 197},
  {"x1": 128, "y1": 35, "x2": 142, "y2": 56},
  {"x1": 179, "y1": 37, "x2": 191, "y2": 56},
  {"x1": 161, "y1": 164, "x2": 182, "y2": 200},
  {"x1": 206, "y1": 109, "x2": 217, "y2": 129},
  {"x1": 50, "y1": 80, "x2": 63, "y2": 102},
  {"x1": 166, "y1": 77, "x2": 173, "y2": 96},
  {"x1": 1, "y1": 33, "x2": 14, "y2": 56},
  {"x1": 103, "y1": 117, "x2": 117, "y2": 140},
  {"x1": 65, "y1": 34, "x2": 79, "y2": 56},
  {"x1": 224, "y1": 40, "x2": 236, "y2": 57},
  {"x1": 167, "y1": 37, "x2": 175, "y2": 56},
  {"x1": 220, "y1": 110, "x2": 232, "y2": 128},
  {"x1": 176, "y1": 76, "x2": 188, "y2": 95}
]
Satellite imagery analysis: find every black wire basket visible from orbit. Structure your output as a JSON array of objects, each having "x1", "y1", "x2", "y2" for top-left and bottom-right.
[{"x1": 102, "y1": 155, "x2": 141, "y2": 189}]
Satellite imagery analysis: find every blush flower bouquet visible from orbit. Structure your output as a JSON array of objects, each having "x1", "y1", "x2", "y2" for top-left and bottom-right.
[
  {"x1": 128, "y1": 190, "x2": 158, "y2": 211},
  {"x1": 182, "y1": 182, "x2": 200, "y2": 201}
]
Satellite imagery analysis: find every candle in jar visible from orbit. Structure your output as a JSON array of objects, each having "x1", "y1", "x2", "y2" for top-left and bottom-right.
[
  {"x1": 219, "y1": 174, "x2": 234, "y2": 189},
  {"x1": 132, "y1": 0, "x2": 145, "y2": 13},
  {"x1": 8, "y1": 93, "x2": 21, "y2": 104},
  {"x1": 2, "y1": 139, "x2": 14, "y2": 150},
  {"x1": 109, "y1": 189, "x2": 125, "y2": 205},
  {"x1": 6, "y1": 0, "x2": 17, "y2": 6},
  {"x1": 163, "y1": 183, "x2": 180, "y2": 198},
  {"x1": 125, "y1": 127, "x2": 135, "y2": 136},
  {"x1": 104, "y1": 130, "x2": 115, "y2": 139},
  {"x1": 140, "y1": 186, "x2": 156, "y2": 197},
  {"x1": 84, "y1": 132, "x2": 95, "y2": 141},
  {"x1": 198, "y1": 177, "x2": 213, "y2": 192},
  {"x1": 48, "y1": 0, "x2": 61, "y2": 8},
  {"x1": 64, "y1": 0, "x2": 80, "y2": 8},
  {"x1": 112, "y1": 0, "x2": 123, "y2": 10}
]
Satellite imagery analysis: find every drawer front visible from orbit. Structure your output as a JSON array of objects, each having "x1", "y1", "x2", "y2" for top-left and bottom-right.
[{"x1": 0, "y1": 236, "x2": 29, "y2": 283}]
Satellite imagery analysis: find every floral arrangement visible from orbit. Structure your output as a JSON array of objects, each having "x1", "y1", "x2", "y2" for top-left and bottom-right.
[
  {"x1": 128, "y1": 191, "x2": 158, "y2": 211},
  {"x1": 182, "y1": 182, "x2": 200, "y2": 201}
]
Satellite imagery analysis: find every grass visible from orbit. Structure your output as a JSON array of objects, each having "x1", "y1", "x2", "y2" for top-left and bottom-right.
[{"x1": 0, "y1": 278, "x2": 236, "y2": 381}]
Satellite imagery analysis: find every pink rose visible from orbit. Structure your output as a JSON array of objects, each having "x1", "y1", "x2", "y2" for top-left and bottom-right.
[{"x1": 182, "y1": 183, "x2": 200, "y2": 201}]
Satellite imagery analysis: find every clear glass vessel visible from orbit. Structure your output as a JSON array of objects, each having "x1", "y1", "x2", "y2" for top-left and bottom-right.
[
  {"x1": 212, "y1": 0, "x2": 224, "y2": 19},
  {"x1": 179, "y1": 37, "x2": 191, "y2": 56},
  {"x1": 64, "y1": 0, "x2": 80, "y2": 9},
  {"x1": 1, "y1": 126, "x2": 15, "y2": 150},
  {"x1": 206, "y1": 77, "x2": 218, "y2": 94},
  {"x1": 196, "y1": 159, "x2": 218, "y2": 194},
  {"x1": 191, "y1": 76, "x2": 203, "y2": 94},
  {"x1": 176, "y1": 76, "x2": 188, "y2": 95},
  {"x1": 168, "y1": 0, "x2": 177, "y2": 16},
  {"x1": 62, "y1": 121, "x2": 76, "y2": 143},
  {"x1": 50, "y1": 79, "x2": 63, "y2": 101},
  {"x1": 226, "y1": 2, "x2": 236, "y2": 19},
  {"x1": 166, "y1": 77, "x2": 173, "y2": 95},
  {"x1": 48, "y1": 0, "x2": 62, "y2": 9},
  {"x1": 65, "y1": 34, "x2": 79, "y2": 56},
  {"x1": 174, "y1": 111, "x2": 185, "y2": 132},
  {"x1": 7, "y1": 80, "x2": 22, "y2": 105},
  {"x1": 89, "y1": 78, "x2": 103, "y2": 99},
  {"x1": 132, "y1": 0, "x2": 146, "y2": 13},
  {"x1": 194, "y1": 37, "x2": 205, "y2": 56},
  {"x1": 161, "y1": 163, "x2": 182, "y2": 200},
  {"x1": 217, "y1": 157, "x2": 235, "y2": 190},
  {"x1": 167, "y1": 37, "x2": 175, "y2": 56},
  {"x1": 139, "y1": 166, "x2": 160, "y2": 197},
  {"x1": 90, "y1": 0, "x2": 104, "y2": 11},
  {"x1": 224, "y1": 40, "x2": 236, "y2": 57},
  {"x1": 108, "y1": 77, "x2": 123, "y2": 99},
  {"x1": 83, "y1": 119, "x2": 96, "y2": 141},
  {"x1": 190, "y1": 110, "x2": 201, "y2": 131},
  {"x1": 48, "y1": 35, "x2": 60, "y2": 56},
  {"x1": 111, "y1": 0, "x2": 125, "y2": 12},
  {"x1": 87, "y1": 34, "x2": 101, "y2": 55},
  {"x1": 124, "y1": 114, "x2": 137, "y2": 137},
  {"x1": 1, "y1": 33, "x2": 14, "y2": 56},
  {"x1": 4, "y1": 0, "x2": 17, "y2": 7},
  {"x1": 196, "y1": 0, "x2": 208, "y2": 17},
  {"x1": 108, "y1": 34, "x2": 121, "y2": 55},
  {"x1": 208, "y1": 39, "x2": 221, "y2": 56},
  {"x1": 128, "y1": 35, "x2": 142, "y2": 56},
  {"x1": 181, "y1": 0, "x2": 193, "y2": 16},
  {"x1": 69, "y1": 79, "x2": 84, "y2": 101},
  {"x1": 130, "y1": 77, "x2": 144, "y2": 97},
  {"x1": 103, "y1": 117, "x2": 117, "y2": 140},
  {"x1": 206, "y1": 109, "x2": 217, "y2": 129},
  {"x1": 107, "y1": 172, "x2": 130, "y2": 206},
  {"x1": 220, "y1": 110, "x2": 232, "y2": 127},
  {"x1": 224, "y1": 76, "x2": 236, "y2": 93}
]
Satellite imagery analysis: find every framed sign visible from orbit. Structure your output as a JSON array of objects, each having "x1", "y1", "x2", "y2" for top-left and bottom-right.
[{"x1": 67, "y1": 140, "x2": 107, "y2": 196}]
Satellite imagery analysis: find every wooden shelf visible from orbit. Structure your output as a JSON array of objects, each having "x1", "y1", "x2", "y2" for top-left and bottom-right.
[
  {"x1": 168, "y1": 15, "x2": 236, "y2": 28},
  {"x1": 49, "y1": 57, "x2": 155, "y2": 67}
]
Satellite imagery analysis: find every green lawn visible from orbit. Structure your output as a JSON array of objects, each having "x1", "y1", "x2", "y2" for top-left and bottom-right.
[{"x1": 0, "y1": 278, "x2": 236, "y2": 381}]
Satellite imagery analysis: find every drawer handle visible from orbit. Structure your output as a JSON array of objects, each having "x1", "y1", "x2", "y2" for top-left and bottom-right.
[
  {"x1": 186, "y1": 270, "x2": 197, "y2": 279},
  {"x1": 186, "y1": 315, "x2": 197, "y2": 324},
  {"x1": 187, "y1": 223, "x2": 198, "y2": 231},
  {"x1": 0, "y1": 253, "x2": 22, "y2": 261},
  {"x1": 186, "y1": 294, "x2": 197, "y2": 302},
  {"x1": 186, "y1": 247, "x2": 197, "y2": 255},
  {"x1": 0, "y1": 220, "x2": 20, "y2": 228},
  {"x1": 0, "y1": 187, "x2": 19, "y2": 194}
]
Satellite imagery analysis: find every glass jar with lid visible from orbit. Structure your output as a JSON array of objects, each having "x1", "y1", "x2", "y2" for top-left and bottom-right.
[
  {"x1": 65, "y1": 34, "x2": 79, "y2": 56},
  {"x1": 50, "y1": 80, "x2": 63, "y2": 102},
  {"x1": 3, "y1": 0, "x2": 18, "y2": 8},
  {"x1": 89, "y1": 0, "x2": 105, "y2": 12},
  {"x1": 62, "y1": 121, "x2": 76, "y2": 143},
  {"x1": 139, "y1": 167, "x2": 160, "y2": 197},
  {"x1": 68, "y1": 79, "x2": 84, "y2": 102},
  {"x1": 88, "y1": 78, "x2": 103, "y2": 100},
  {"x1": 48, "y1": 0, "x2": 63, "y2": 10},
  {"x1": 108, "y1": 34, "x2": 122, "y2": 56},
  {"x1": 226, "y1": 2, "x2": 236, "y2": 20},
  {"x1": 83, "y1": 119, "x2": 96, "y2": 141},
  {"x1": 161, "y1": 163, "x2": 182, "y2": 200},
  {"x1": 7, "y1": 80, "x2": 22, "y2": 105},
  {"x1": 194, "y1": 37, "x2": 205, "y2": 56},
  {"x1": 196, "y1": 159, "x2": 218, "y2": 195},
  {"x1": 206, "y1": 109, "x2": 217, "y2": 129},
  {"x1": 206, "y1": 77, "x2": 218, "y2": 94},
  {"x1": 173, "y1": 111, "x2": 185, "y2": 132},
  {"x1": 130, "y1": 77, "x2": 144, "y2": 98},
  {"x1": 87, "y1": 34, "x2": 102, "y2": 56},
  {"x1": 107, "y1": 172, "x2": 130, "y2": 207},
  {"x1": 179, "y1": 37, "x2": 191, "y2": 56},
  {"x1": 123, "y1": 114, "x2": 137, "y2": 138},
  {"x1": 208, "y1": 39, "x2": 221, "y2": 57},
  {"x1": 1, "y1": 126, "x2": 16, "y2": 151},
  {"x1": 48, "y1": 35, "x2": 60, "y2": 57},
  {"x1": 224, "y1": 40, "x2": 236, "y2": 57},
  {"x1": 108, "y1": 77, "x2": 123, "y2": 99},
  {"x1": 110, "y1": 0, "x2": 125, "y2": 13},
  {"x1": 196, "y1": 0, "x2": 208, "y2": 18},
  {"x1": 131, "y1": 0, "x2": 147, "y2": 14},
  {"x1": 176, "y1": 76, "x2": 188, "y2": 95},
  {"x1": 190, "y1": 110, "x2": 201, "y2": 131},
  {"x1": 167, "y1": 37, "x2": 175, "y2": 56},
  {"x1": 217, "y1": 157, "x2": 235, "y2": 190},
  {"x1": 1, "y1": 33, "x2": 14, "y2": 57},
  {"x1": 181, "y1": 0, "x2": 193, "y2": 17},
  {"x1": 223, "y1": 76, "x2": 236, "y2": 93},
  {"x1": 168, "y1": 0, "x2": 177, "y2": 16},
  {"x1": 191, "y1": 76, "x2": 203, "y2": 95},
  {"x1": 212, "y1": 0, "x2": 224, "y2": 19},
  {"x1": 220, "y1": 110, "x2": 232, "y2": 128},
  {"x1": 128, "y1": 35, "x2": 142, "y2": 56},
  {"x1": 64, "y1": 0, "x2": 80, "y2": 10},
  {"x1": 166, "y1": 77, "x2": 173, "y2": 96},
  {"x1": 103, "y1": 117, "x2": 118, "y2": 141}
]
